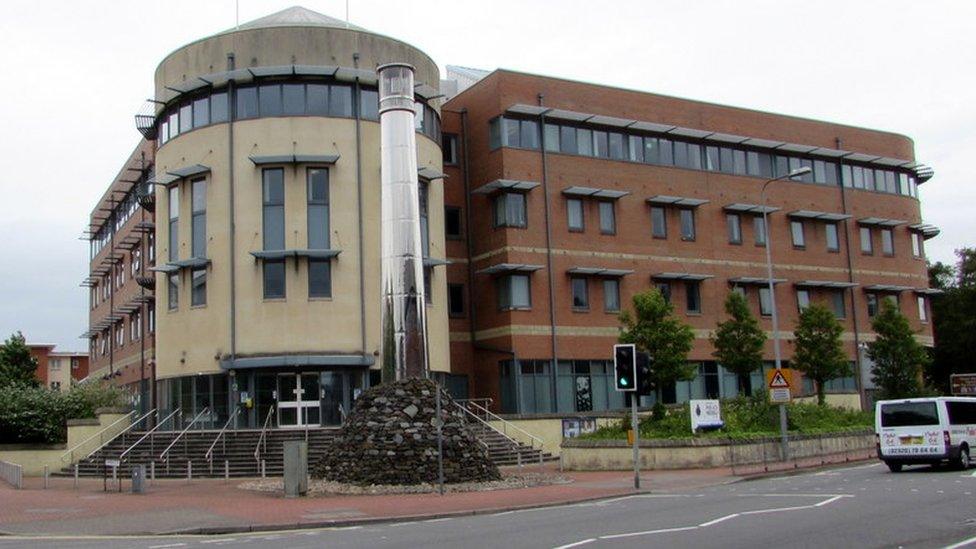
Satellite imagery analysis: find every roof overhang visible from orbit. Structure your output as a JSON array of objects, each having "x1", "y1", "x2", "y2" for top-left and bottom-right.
[
  {"x1": 567, "y1": 267, "x2": 635, "y2": 277},
  {"x1": 476, "y1": 263, "x2": 544, "y2": 275},
  {"x1": 248, "y1": 154, "x2": 340, "y2": 166},
  {"x1": 472, "y1": 179, "x2": 541, "y2": 195},
  {"x1": 562, "y1": 186, "x2": 630, "y2": 200},
  {"x1": 858, "y1": 217, "x2": 907, "y2": 228},
  {"x1": 646, "y1": 195, "x2": 709, "y2": 207},
  {"x1": 652, "y1": 272, "x2": 714, "y2": 281}
]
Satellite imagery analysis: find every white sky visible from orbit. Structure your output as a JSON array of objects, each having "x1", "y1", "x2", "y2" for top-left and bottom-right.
[{"x1": 0, "y1": 0, "x2": 972, "y2": 351}]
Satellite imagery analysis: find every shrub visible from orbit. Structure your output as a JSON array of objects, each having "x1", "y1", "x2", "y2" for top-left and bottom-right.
[{"x1": 0, "y1": 381, "x2": 129, "y2": 444}]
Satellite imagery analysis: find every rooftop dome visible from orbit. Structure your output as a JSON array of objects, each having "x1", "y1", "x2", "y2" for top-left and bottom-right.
[{"x1": 231, "y1": 5, "x2": 366, "y2": 32}]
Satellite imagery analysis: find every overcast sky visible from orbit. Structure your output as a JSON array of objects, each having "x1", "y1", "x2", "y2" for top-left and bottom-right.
[{"x1": 0, "y1": 0, "x2": 972, "y2": 351}]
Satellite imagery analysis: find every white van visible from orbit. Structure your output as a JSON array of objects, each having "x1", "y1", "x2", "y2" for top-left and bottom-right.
[{"x1": 875, "y1": 397, "x2": 976, "y2": 472}]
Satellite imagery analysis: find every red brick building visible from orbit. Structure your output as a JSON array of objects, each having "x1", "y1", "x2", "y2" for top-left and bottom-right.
[
  {"x1": 440, "y1": 70, "x2": 938, "y2": 414},
  {"x1": 27, "y1": 344, "x2": 89, "y2": 392}
]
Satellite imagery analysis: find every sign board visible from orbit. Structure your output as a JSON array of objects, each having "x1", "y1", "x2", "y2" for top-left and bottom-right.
[
  {"x1": 951, "y1": 374, "x2": 976, "y2": 396},
  {"x1": 690, "y1": 399, "x2": 723, "y2": 433},
  {"x1": 767, "y1": 368, "x2": 792, "y2": 403},
  {"x1": 562, "y1": 418, "x2": 597, "y2": 439},
  {"x1": 104, "y1": 459, "x2": 120, "y2": 468}
]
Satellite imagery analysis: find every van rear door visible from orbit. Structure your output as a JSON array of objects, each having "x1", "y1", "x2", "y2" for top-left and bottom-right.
[{"x1": 878, "y1": 401, "x2": 944, "y2": 458}]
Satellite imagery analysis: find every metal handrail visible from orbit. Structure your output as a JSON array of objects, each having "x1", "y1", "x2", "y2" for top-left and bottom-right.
[
  {"x1": 159, "y1": 407, "x2": 210, "y2": 462},
  {"x1": 458, "y1": 400, "x2": 544, "y2": 450},
  {"x1": 253, "y1": 405, "x2": 276, "y2": 463},
  {"x1": 59, "y1": 408, "x2": 140, "y2": 465},
  {"x1": 119, "y1": 408, "x2": 181, "y2": 463},
  {"x1": 205, "y1": 407, "x2": 241, "y2": 463}
]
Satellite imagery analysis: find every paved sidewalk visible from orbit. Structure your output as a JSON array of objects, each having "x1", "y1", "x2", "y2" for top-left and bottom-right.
[{"x1": 0, "y1": 451, "x2": 872, "y2": 537}]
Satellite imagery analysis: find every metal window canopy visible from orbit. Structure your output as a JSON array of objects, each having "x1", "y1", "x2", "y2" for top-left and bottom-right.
[
  {"x1": 857, "y1": 217, "x2": 907, "y2": 228},
  {"x1": 908, "y1": 223, "x2": 941, "y2": 240},
  {"x1": 502, "y1": 103, "x2": 934, "y2": 183},
  {"x1": 723, "y1": 203, "x2": 781, "y2": 215},
  {"x1": 646, "y1": 195, "x2": 709, "y2": 207},
  {"x1": 471, "y1": 179, "x2": 541, "y2": 195},
  {"x1": 422, "y1": 257, "x2": 451, "y2": 268},
  {"x1": 150, "y1": 257, "x2": 211, "y2": 272},
  {"x1": 132, "y1": 221, "x2": 155, "y2": 233},
  {"x1": 475, "y1": 263, "x2": 544, "y2": 275},
  {"x1": 652, "y1": 272, "x2": 714, "y2": 281},
  {"x1": 794, "y1": 280, "x2": 859, "y2": 289},
  {"x1": 566, "y1": 267, "x2": 635, "y2": 277},
  {"x1": 250, "y1": 249, "x2": 342, "y2": 261},
  {"x1": 862, "y1": 284, "x2": 914, "y2": 293},
  {"x1": 248, "y1": 154, "x2": 340, "y2": 166},
  {"x1": 729, "y1": 277, "x2": 787, "y2": 286},
  {"x1": 562, "y1": 186, "x2": 630, "y2": 200},
  {"x1": 152, "y1": 165, "x2": 211, "y2": 188},
  {"x1": 418, "y1": 167, "x2": 447, "y2": 181},
  {"x1": 914, "y1": 287, "x2": 944, "y2": 296},
  {"x1": 787, "y1": 210, "x2": 853, "y2": 222},
  {"x1": 220, "y1": 354, "x2": 375, "y2": 371}
]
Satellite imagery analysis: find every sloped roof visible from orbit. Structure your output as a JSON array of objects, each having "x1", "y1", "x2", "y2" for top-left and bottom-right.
[{"x1": 233, "y1": 5, "x2": 365, "y2": 32}]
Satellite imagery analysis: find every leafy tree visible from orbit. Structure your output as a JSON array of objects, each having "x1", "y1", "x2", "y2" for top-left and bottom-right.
[
  {"x1": 0, "y1": 332, "x2": 39, "y2": 388},
  {"x1": 926, "y1": 248, "x2": 976, "y2": 392},
  {"x1": 792, "y1": 304, "x2": 850, "y2": 405},
  {"x1": 618, "y1": 288, "x2": 695, "y2": 396},
  {"x1": 711, "y1": 291, "x2": 766, "y2": 395},
  {"x1": 869, "y1": 299, "x2": 930, "y2": 399}
]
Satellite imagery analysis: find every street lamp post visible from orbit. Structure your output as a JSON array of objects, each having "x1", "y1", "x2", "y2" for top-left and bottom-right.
[{"x1": 761, "y1": 166, "x2": 812, "y2": 461}]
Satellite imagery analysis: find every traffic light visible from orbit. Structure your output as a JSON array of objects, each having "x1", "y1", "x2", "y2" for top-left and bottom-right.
[
  {"x1": 636, "y1": 352, "x2": 653, "y2": 396},
  {"x1": 614, "y1": 344, "x2": 637, "y2": 392}
]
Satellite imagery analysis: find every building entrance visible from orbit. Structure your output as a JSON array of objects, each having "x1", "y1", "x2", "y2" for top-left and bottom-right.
[{"x1": 277, "y1": 373, "x2": 321, "y2": 428}]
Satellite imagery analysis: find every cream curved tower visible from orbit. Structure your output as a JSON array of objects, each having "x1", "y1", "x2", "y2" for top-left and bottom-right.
[{"x1": 150, "y1": 7, "x2": 448, "y2": 428}]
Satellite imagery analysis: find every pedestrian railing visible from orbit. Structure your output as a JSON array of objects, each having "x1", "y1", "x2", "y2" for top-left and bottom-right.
[
  {"x1": 253, "y1": 405, "x2": 276, "y2": 466},
  {"x1": 58, "y1": 408, "x2": 150, "y2": 466},
  {"x1": 205, "y1": 407, "x2": 241, "y2": 467},
  {"x1": 457, "y1": 399, "x2": 544, "y2": 451},
  {"x1": 119, "y1": 408, "x2": 181, "y2": 464},
  {"x1": 0, "y1": 460, "x2": 23, "y2": 489},
  {"x1": 159, "y1": 407, "x2": 210, "y2": 463}
]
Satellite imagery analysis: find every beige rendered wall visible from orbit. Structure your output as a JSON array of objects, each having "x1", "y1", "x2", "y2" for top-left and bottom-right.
[
  {"x1": 155, "y1": 117, "x2": 448, "y2": 379},
  {"x1": 794, "y1": 393, "x2": 863, "y2": 410},
  {"x1": 488, "y1": 417, "x2": 621, "y2": 457},
  {"x1": 0, "y1": 411, "x2": 130, "y2": 476}
]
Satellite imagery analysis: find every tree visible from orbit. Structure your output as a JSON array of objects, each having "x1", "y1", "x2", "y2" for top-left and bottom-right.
[
  {"x1": 618, "y1": 288, "x2": 695, "y2": 396},
  {"x1": 711, "y1": 291, "x2": 766, "y2": 395},
  {"x1": 0, "y1": 332, "x2": 39, "y2": 388},
  {"x1": 928, "y1": 248, "x2": 976, "y2": 392},
  {"x1": 792, "y1": 304, "x2": 850, "y2": 405},
  {"x1": 869, "y1": 299, "x2": 930, "y2": 399}
]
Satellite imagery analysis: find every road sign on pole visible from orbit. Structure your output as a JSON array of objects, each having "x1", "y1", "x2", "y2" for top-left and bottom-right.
[{"x1": 768, "y1": 368, "x2": 792, "y2": 403}]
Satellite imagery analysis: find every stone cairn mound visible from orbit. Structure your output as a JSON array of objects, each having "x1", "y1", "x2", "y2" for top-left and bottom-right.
[{"x1": 311, "y1": 378, "x2": 500, "y2": 485}]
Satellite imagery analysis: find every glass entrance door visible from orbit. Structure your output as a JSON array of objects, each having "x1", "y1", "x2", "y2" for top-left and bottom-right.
[{"x1": 277, "y1": 373, "x2": 321, "y2": 428}]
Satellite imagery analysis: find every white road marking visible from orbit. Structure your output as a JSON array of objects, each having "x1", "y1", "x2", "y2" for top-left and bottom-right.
[
  {"x1": 200, "y1": 540, "x2": 236, "y2": 544},
  {"x1": 699, "y1": 514, "x2": 739, "y2": 527},
  {"x1": 424, "y1": 518, "x2": 451, "y2": 523},
  {"x1": 601, "y1": 526, "x2": 699, "y2": 540},
  {"x1": 552, "y1": 538, "x2": 597, "y2": 549},
  {"x1": 148, "y1": 544, "x2": 186, "y2": 549},
  {"x1": 944, "y1": 533, "x2": 976, "y2": 549}
]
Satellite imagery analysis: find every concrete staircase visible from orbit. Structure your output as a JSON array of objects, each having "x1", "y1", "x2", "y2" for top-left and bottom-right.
[{"x1": 467, "y1": 422, "x2": 557, "y2": 467}]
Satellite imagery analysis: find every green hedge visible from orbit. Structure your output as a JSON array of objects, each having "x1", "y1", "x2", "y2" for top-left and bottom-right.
[
  {"x1": 581, "y1": 392, "x2": 872, "y2": 441},
  {"x1": 0, "y1": 382, "x2": 130, "y2": 444}
]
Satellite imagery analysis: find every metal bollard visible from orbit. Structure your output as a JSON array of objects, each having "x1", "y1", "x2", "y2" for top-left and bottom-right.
[
  {"x1": 224, "y1": 460, "x2": 229, "y2": 480},
  {"x1": 187, "y1": 460, "x2": 192, "y2": 481},
  {"x1": 74, "y1": 463, "x2": 79, "y2": 489},
  {"x1": 517, "y1": 451, "x2": 522, "y2": 468},
  {"x1": 539, "y1": 450, "x2": 543, "y2": 465},
  {"x1": 261, "y1": 459, "x2": 266, "y2": 478},
  {"x1": 150, "y1": 461, "x2": 155, "y2": 483},
  {"x1": 44, "y1": 466, "x2": 49, "y2": 489}
]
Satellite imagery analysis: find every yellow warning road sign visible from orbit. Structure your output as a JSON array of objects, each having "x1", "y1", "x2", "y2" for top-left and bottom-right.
[
  {"x1": 768, "y1": 369, "x2": 791, "y2": 389},
  {"x1": 766, "y1": 368, "x2": 793, "y2": 403}
]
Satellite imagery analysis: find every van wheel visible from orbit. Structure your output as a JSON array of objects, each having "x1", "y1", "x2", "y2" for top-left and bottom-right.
[
  {"x1": 886, "y1": 461, "x2": 903, "y2": 473},
  {"x1": 955, "y1": 447, "x2": 970, "y2": 471}
]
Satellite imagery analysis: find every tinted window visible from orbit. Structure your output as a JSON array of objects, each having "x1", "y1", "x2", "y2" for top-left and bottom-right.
[
  {"x1": 881, "y1": 402, "x2": 940, "y2": 427},
  {"x1": 307, "y1": 84, "x2": 329, "y2": 115},
  {"x1": 658, "y1": 138, "x2": 673, "y2": 165},
  {"x1": 599, "y1": 201, "x2": 615, "y2": 234},
  {"x1": 263, "y1": 260, "x2": 286, "y2": 299},
  {"x1": 210, "y1": 92, "x2": 229, "y2": 123},
  {"x1": 329, "y1": 85, "x2": 352, "y2": 117},
  {"x1": 560, "y1": 126, "x2": 577, "y2": 154},
  {"x1": 445, "y1": 206, "x2": 462, "y2": 238},
  {"x1": 571, "y1": 277, "x2": 588, "y2": 309},
  {"x1": 603, "y1": 279, "x2": 620, "y2": 312},
  {"x1": 359, "y1": 88, "x2": 378, "y2": 120},
  {"x1": 567, "y1": 198, "x2": 584, "y2": 231},
  {"x1": 193, "y1": 97, "x2": 210, "y2": 127},
  {"x1": 679, "y1": 209, "x2": 695, "y2": 240},
  {"x1": 180, "y1": 104, "x2": 192, "y2": 133},
  {"x1": 308, "y1": 259, "x2": 331, "y2": 298},
  {"x1": 448, "y1": 283, "x2": 465, "y2": 317},
  {"x1": 947, "y1": 402, "x2": 976, "y2": 425},
  {"x1": 577, "y1": 128, "x2": 593, "y2": 156},
  {"x1": 592, "y1": 131, "x2": 608, "y2": 158},
  {"x1": 686, "y1": 281, "x2": 701, "y2": 313},
  {"x1": 282, "y1": 83, "x2": 305, "y2": 115},
  {"x1": 651, "y1": 207, "x2": 667, "y2": 238},
  {"x1": 236, "y1": 87, "x2": 258, "y2": 119},
  {"x1": 826, "y1": 223, "x2": 839, "y2": 252},
  {"x1": 259, "y1": 84, "x2": 282, "y2": 116}
]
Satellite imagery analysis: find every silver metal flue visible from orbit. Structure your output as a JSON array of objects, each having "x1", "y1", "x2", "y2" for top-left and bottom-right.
[{"x1": 377, "y1": 62, "x2": 429, "y2": 381}]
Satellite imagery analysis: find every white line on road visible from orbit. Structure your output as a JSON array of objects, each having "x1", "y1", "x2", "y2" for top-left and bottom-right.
[
  {"x1": 148, "y1": 544, "x2": 186, "y2": 549},
  {"x1": 602, "y1": 526, "x2": 700, "y2": 540},
  {"x1": 944, "y1": 534, "x2": 976, "y2": 549},
  {"x1": 552, "y1": 538, "x2": 597, "y2": 549},
  {"x1": 699, "y1": 513, "x2": 740, "y2": 527},
  {"x1": 200, "y1": 540, "x2": 236, "y2": 544},
  {"x1": 424, "y1": 518, "x2": 451, "y2": 523}
]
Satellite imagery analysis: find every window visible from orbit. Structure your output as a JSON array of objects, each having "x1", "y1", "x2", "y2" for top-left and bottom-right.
[
  {"x1": 445, "y1": 206, "x2": 462, "y2": 239},
  {"x1": 593, "y1": 131, "x2": 608, "y2": 158},
  {"x1": 679, "y1": 209, "x2": 696, "y2": 241},
  {"x1": 917, "y1": 296, "x2": 927, "y2": 322},
  {"x1": 560, "y1": 126, "x2": 577, "y2": 154},
  {"x1": 754, "y1": 216, "x2": 767, "y2": 246},
  {"x1": 148, "y1": 232, "x2": 155, "y2": 263},
  {"x1": 656, "y1": 282, "x2": 671, "y2": 303},
  {"x1": 651, "y1": 206, "x2": 667, "y2": 238},
  {"x1": 825, "y1": 223, "x2": 839, "y2": 252},
  {"x1": 263, "y1": 168, "x2": 285, "y2": 299},
  {"x1": 307, "y1": 168, "x2": 330, "y2": 249},
  {"x1": 191, "y1": 179, "x2": 206, "y2": 257},
  {"x1": 628, "y1": 135, "x2": 643, "y2": 162},
  {"x1": 419, "y1": 181, "x2": 430, "y2": 258},
  {"x1": 501, "y1": 118, "x2": 539, "y2": 149},
  {"x1": 797, "y1": 289, "x2": 811, "y2": 311},
  {"x1": 168, "y1": 273, "x2": 179, "y2": 310},
  {"x1": 130, "y1": 312, "x2": 141, "y2": 341},
  {"x1": 493, "y1": 192, "x2": 527, "y2": 228},
  {"x1": 867, "y1": 293, "x2": 879, "y2": 317},
  {"x1": 608, "y1": 132, "x2": 625, "y2": 160},
  {"x1": 911, "y1": 232, "x2": 922, "y2": 258},
  {"x1": 236, "y1": 87, "x2": 258, "y2": 119},
  {"x1": 309, "y1": 259, "x2": 331, "y2": 298},
  {"x1": 571, "y1": 277, "x2": 589, "y2": 310},
  {"x1": 598, "y1": 201, "x2": 615, "y2": 234},
  {"x1": 148, "y1": 303, "x2": 155, "y2": 333},
  {"x1": 132, "y1": 249, "x2": 141, "y2": 275},
  {"x1": 498, "y1": 274, "x2": 531, "y2": 310},
  {"x1": 50, "y1": 358, "x2": 61, "y2": 371},
  {"x1": 881, "y1": 228, "x2": 894, "y2": 256},
  {"x1": 210, "y1": 92, "x2": 228, "y2": 123},
  {"x1": 831, "y1": 290, "x2": 846, "y2": 319},
  {"x1": 659, "y1": 139, "x2": 673, "y2": 165},
  {"x1": 442, "y1": 134, "x2": 458, "y2": 164},
  {"x1": 329, "y1": 85, "x2": 352, "y2": 117},
  {"x1": 567, "y1": 198, "x2": 584, "y2": 232},
  {"x1": 448, "y1": 283, "x2": 465, "y2": 317},
  {"x1": 685, "y1": 281, "x2": 701, "y2": 314},
  {"x1": 603, "y1": 279, "x2": 620, "y2": 312},
  {"x1": 860, "y1": 227, "x2": 873, "y2": 254},
  {"x1": 577, "y1": 128, "x2": 593, "y2": 156},
  {"x1": 179, "y1": 103, "x2": 192, "y2": 133},
  {"x1": 727, "y1": 214, "x2": 742, "y2": 244},
  {"x1": 259, "y1": 84, "x2": 282, "y2": 116},
  {"x1": 790, "y1": 220, "x2": 805, "y2": 248},
  {"x1": 489, "y1": 118, "x2": 502, "y2": 149},
  {"x1": 759, "y1": 287, "x2": 773, "y2": 316},
  {"x1": 359, "y1": 88, "x2": 378, "y2": 120},
  {"x1": 282, "y1": 83, "x2": 305, "y2": 115},
  {"x1": 192, "y1": 97, "x2": 209, "y2": 127},
  {"x1": 191, "y1": 267, "x2": 206, "y2": 306},
  {"x1": 168, "y1": 186, "x2": 179, "y2": 262},
  {"x1": 543, "y1": 123, "x2": 559, "y2": 152}
]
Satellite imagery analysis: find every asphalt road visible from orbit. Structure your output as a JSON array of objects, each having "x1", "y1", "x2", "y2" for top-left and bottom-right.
[{"x1": 3, "y1": 462, "x2": 976, "y2": 549}]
